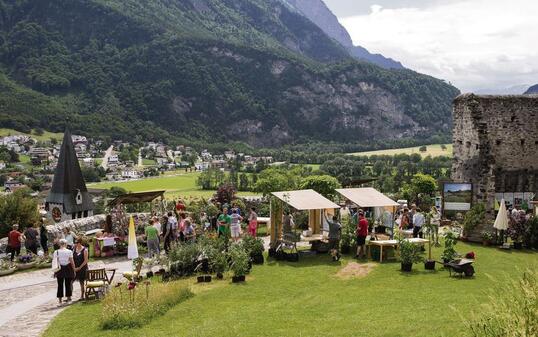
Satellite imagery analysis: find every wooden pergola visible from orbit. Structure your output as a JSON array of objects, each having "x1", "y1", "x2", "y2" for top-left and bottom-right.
[{"x1": 269, "y1": 189, "x2": 340, "y2": 247}]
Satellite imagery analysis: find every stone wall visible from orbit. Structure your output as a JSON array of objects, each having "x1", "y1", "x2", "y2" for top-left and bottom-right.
[{"x1": 452, "y1": 94, "x2": 538, "y2": 241}]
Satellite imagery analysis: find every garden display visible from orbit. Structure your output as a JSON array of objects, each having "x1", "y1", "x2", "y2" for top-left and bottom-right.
[
  {"x1": 398, "y1": 239, "x2": 423, "y2": 272},
  {"x1": 16, "y1": 254, "x2": 36, "y2": 270},
  {"x1": 0, "y1": 259, "x2": 16, "y2": 276}
]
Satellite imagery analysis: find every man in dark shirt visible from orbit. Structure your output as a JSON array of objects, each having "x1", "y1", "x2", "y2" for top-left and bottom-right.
[
  {"x1": 325, "y1": 214, "x2": 341, "y2": 261},
  {"x1": 24, "y1": 225, "x2": 39, "y2": 255}
]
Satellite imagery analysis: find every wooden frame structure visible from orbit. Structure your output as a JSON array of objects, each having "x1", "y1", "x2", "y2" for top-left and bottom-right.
[{"x1": 269, "y1": 190, "x2": 340, "y2": 247}]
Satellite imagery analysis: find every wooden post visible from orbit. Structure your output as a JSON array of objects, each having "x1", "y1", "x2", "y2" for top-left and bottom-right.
[{"x1": 270, "y1": 199, "x2": 283, "y2": 247}]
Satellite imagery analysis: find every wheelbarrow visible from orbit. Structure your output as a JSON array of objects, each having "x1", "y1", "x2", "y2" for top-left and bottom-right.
[{"x1": 443, "y1": 258, "x2": 475, "y2": 278}]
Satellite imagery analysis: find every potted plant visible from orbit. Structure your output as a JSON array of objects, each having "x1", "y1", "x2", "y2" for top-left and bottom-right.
[
  {"x1": 423, "y1": 213, "x2": 436, "y2": 270},
  {"x1": 507, "y1": 217, "x2": 526, "y2": 250},
  {"x1": 0, "y1": 259, "x2": 16, "y2": 276},
  {"x1": 399, "y1": 239, "x2": 422, "y2": 272},
  {"x1": 441, "y1": 232, "x2": 458, "y2": 263},
  {"x1": 16, "y1": 254, "x2": 36, "y2": 270},
  {"x1": 481, "y1": 231, "x2": 495, "y2": 246},
  {"x1": 241, "y1": 235, "x2": 265, "y2": 265},
  {"x1": 462, "y1": 203, "x2": 486, "y2": 238},
  {"x1": 229, "y1": 245, "x2": 249, "y2": 283},
  {"x1": 340, "y1": 216, "x2": 355, "y2": 254}
]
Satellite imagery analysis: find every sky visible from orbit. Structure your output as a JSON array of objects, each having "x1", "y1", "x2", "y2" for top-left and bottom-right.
[{"x1": 323, "y1": 0, "x2": 538, "y2": 93}]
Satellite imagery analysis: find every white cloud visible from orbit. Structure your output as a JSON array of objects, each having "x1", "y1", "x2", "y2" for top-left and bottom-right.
[{"x1": 340, "y1": 0, "x2": 538, "y2": 92}]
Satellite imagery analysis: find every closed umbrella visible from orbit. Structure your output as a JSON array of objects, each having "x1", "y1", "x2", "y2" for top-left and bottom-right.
[
  {"x1": 494, "y1": 199, "x2": 509, "y2": 231},
  {"x1": 127, "y1": 216, "x2": 139, "y2": 260}
]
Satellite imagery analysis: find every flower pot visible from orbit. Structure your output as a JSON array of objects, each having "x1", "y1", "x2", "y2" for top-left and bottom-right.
[
  {"x1": 232, "y1": 275, "x2": 245, "y2": 283},
  {"x1": 268, "y1": 248, "x2": 276, "y2": 257},
  {"x1": 216, "y1": 272, "x2": 224, "y2": 280},
  {"x1": 401, "y1": 263, "x2": 413, "y2": 272},
  {"x1": 146, "y1": 271, "x2": 154, "y2": 278},
  {"x1": 482, "y1": 240, "x2": 490, "y2": 246},
  {"x1": 251, "y1": 254, "x2": 264, "y2": 265},
  {"x1": 0, "y1": 268, "x2": 16, "y2": 276},
  {"x1": 197, "y1": 276, "x2": 205, "y2": 283},
  {"x1": 286, "y1": 253, "x2": 299, "y2": 262},
  {"x1": 16, "y1": 261, "x2": 36, "y2": 270},
  {"x1": 204, "y1": 275, "x2": 212, "y2": 282},
  {"x1": 340, "y1": 245, "x2": 350, "y2": 254},
  {"x1": 513, "y1": 242, "x2": 523, "y2": 250},
  {"x1": 424, "y1": 260, "x2": 436, "y2": 270}
]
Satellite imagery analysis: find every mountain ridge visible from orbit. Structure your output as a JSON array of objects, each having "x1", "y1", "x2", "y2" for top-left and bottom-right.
[{"x1": 0, "y1": 0, "x2": 458, "y2": 148}]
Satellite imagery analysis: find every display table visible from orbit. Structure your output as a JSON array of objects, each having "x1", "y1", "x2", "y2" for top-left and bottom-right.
[
  {"x1": 368, "y1": 238, "x2": 430, "y2": 262},
  {"x1": 300, "y1": 234, "x2": 326, "y2": 242}
]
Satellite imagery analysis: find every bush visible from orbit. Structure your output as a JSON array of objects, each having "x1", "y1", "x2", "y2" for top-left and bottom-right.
[
  {"x1": 168, "y1": 243, "x2": 200, "y2": 276},
  {"x1": 463, "y1": 203, "x2": 486, "y2": 235},
  {"x1": 241, "y1": 235, "x2": 264, "y2": 257},
  {"x1": 101, "y1": 281, "x2": 193, "y2": 330},
  {"x1": 524, "y1": 216, "x2": 538, "y2": 249},
  {"x1": 228, "y1": 244, "x2": 249, "y2": 277},
  {"x1": 466, "y1": 270, "x2": 538, "y2": 336},
  {"x1": 399, "y1": 239, "x2": 423, "y2": 264},
  {"x1": 442, "y1": 232, "x2": 458, "y2": 262}
]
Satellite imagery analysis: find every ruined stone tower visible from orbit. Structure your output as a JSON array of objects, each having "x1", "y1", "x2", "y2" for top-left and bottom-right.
[{"x1": 451, "y1": 94, "x2": 538, "y2": 240}]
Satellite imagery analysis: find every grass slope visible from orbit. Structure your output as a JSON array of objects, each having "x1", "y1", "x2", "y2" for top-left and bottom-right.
[
  {"x1": 89, "y1": 172, "x2": 258, "y2": 199},
  {"x1": 349, "y1": 144, "x2": 453, "y2": 158},
  {"x1": 44, "y1": 242, "x2": 537, "y2": 337},
  {"x1": 0, "y1": 128, "x2": 63, "y2": 142}
]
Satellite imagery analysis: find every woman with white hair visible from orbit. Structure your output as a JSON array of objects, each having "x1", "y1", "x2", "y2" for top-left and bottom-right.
[{"x1": 52, "y1": 239, "x2": 76, "y2": 304}]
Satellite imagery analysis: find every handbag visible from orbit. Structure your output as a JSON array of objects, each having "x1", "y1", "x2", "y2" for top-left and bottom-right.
[{"x1": 51, "y1": 251, "x2": 60, "y2": 277}]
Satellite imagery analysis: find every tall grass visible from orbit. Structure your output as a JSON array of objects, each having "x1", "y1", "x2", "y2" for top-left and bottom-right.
[
  {"x1": 101, "y1": 281, "x2": 193, "y2": 330},
  {"x1": 467, "y1": 270, "x2": 538, "y2": 337}
]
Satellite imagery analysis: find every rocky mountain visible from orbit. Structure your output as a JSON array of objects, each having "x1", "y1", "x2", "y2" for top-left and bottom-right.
[
  {"x1": 524, "y1": 84, "x2": 538, "y2": 95},
  {"x1": 282, "y1": 0, "x2": 404, "y2": 69},
  {"x1": 0, "y1": 0, "x2": 458, "y2": 148}
]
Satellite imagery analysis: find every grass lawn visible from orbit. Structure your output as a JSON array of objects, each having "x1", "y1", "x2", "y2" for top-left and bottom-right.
[
  {"x1": 142, "y1": 158, "x2": 156, "y2": 166},
  {"x1": 349, "y1": 144, "x2": 453, "y2": 158},
  {"x1": 44, "y1": 242, "x2": 537, "y2": 337},
  {"x1": 0, "y1": 128, "x2": 63, "y2": 142},
  {"x1": 89, "y1": 172, "x2": 259, "y2": 199}
]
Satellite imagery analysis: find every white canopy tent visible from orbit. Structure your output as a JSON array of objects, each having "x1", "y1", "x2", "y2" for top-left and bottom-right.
[{"x1": 270, "y1": 190, "x2": 340, "y2": 246}]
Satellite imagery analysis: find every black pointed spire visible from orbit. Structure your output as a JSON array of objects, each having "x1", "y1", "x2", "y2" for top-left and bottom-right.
[{"x1": 46, "y1": 129, "x2": 94, "y2": 215}]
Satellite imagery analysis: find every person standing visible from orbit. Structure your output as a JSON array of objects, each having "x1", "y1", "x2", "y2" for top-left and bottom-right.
[
  {"x1": 429, "y1": 206, "x2": 441, "y2": 246},
  {"x1": 217, "y1": 208, "x2": 231, "y2": 239},
  {"x1": 413, "y1": 208, "x2": 425, "y2": 238},
  {"x1": 183, "y1": 219, "x2": 196, "y2": 242},
  {"x1": 162, "y1": 215, "x2": 172, "y2": 254},
  {"x1": 247, "y1": 207, "x2": 258, "y2": 237},
  {"x1": 408, "y1": 204, "x2": 417, "y2": 229},
  {"x1": 53, "y1": 239, "x2": 75, "y2": 304},
  {"x1": 7, "y1": 224, "x2": 22, "y2": 262},
  {"x1": 400, "y1": 209, "x2": 410, "y2": 230},
  {"x1": 145, "y1": 219, "x2": 160, "y2": 257},
  {"x1": 230, "y1": 209, "x2": 243, "y2": 242},
  {"x1": 39, "y1": 219, "x2": 49, "y2": 257},
  {"x1": 24, "y1": 224, "x2": 39, "y2": 255},
  {"x1": 325, "y1": 214, "x2": 342, "y2": 261},
  {"x1": 73, "y1": 238, "x2": 89, "y2": 300},
  {"x1": 355, "y1": 212, "x2": 369, "y2": 259},
  {"x1": 167, "y1": 212, "x2": 179, "y2": 241},
  {"x1": 64, "y1": 228, "x2": 74, "y2": 250}
]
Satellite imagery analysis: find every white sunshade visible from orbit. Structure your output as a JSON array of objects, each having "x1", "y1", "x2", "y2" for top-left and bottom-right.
[
  {"x1": 271, "y1": 190, "x2": 340, "y2": 210},
  {"x1": 335, "y1": 188, "x2": 399, "y2": 208},
  {"x1": 494, "y1": 199, "x2": 509, "y2": 230}
]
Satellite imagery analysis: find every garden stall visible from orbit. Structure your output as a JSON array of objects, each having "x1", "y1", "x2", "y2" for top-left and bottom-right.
[
  {"x1": 336, "y1": 188, "x2": 399, "y2": 237},
  {"x1": 269, "y1": 190, "x2": 340, "y2": 249}
]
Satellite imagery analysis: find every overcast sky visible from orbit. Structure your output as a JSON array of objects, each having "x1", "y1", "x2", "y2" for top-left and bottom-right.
[{"x1": 323, "y1": 0, "x2": 538, "y2": 93}]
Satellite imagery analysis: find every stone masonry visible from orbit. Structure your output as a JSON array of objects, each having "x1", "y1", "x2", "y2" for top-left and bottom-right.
[{"x1": 451, "y1": 94, "x2": 538, "y2": 241}]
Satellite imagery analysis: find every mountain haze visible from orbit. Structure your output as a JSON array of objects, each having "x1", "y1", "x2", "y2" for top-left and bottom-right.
[
  {"x1": 282, "y1": 0, "x2": 404, "y2": 69},
  {"x1": 524, "y1": 84, "x2": 538, "y2": 95},
  {"x1": 0, "y1": 0, "x2": 458, "y2": 147}
]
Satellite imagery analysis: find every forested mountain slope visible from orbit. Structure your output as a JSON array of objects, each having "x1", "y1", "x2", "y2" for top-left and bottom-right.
[{"x1": 0, "y1": 0, "x2": 459, "y2": 147}]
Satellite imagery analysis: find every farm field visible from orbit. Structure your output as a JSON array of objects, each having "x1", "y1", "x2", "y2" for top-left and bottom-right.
[
  {"x1": 0, "y1": 128, "x2": 63, "y2": 142},
  {"x1": 89, "y1": 172, "x2": 259, "y2": 199},
  {"x1": 349, "y1": 144, "x2": 452, "y2": 158},
  {"x1": 44, "y1": 241, "x2": 538, "y2": 337}
]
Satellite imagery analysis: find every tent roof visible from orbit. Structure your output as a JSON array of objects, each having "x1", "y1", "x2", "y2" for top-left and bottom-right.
[
  {"x1": 336, "y1": 188, "x2": 399, "y2": 208},
  {"x1": 271, "y1": 190, "x2": 340, "y2": 210},
  {"x1": 109, "y1": 191, "x2": 165, "y2": 207}
]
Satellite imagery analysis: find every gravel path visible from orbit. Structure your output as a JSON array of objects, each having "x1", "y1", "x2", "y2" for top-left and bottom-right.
[{"x1": 0, "y1": 258, "x2": 133, "y2": 337}]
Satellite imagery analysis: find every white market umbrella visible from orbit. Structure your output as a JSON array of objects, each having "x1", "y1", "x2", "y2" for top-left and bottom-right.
[
  {"x1": 127, "y1": 216, "x2": 139, "y2": 260},
  {"x1": 493, "y1": 199, "x2": 509, "y2": 231}
]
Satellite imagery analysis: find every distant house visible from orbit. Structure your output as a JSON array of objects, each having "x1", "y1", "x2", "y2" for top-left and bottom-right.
[
  {"x1": 71, "y1": 135, "x2": 88, "y2": 146},
  {"x1": 29, "y1": 147, "x2": 51, "y2": 161},
  {"x1": 4, "y1": 180, "x2": 24, "y2": 192},
  {"x1": 211, "y1": 159, "x2": 228, "y2": 169},
  {"x1": 121, "y1": 169, "x2": 140, "y2": 180},
  {"x1": 81, "y1": 158, "x2": 95, "y2": 166},
  {"x1": 107, "y1": 154, "x2": 119, "y2": 166},
  {"x1": 195, "y1": 161, "x2": 210, "y2": 171}
]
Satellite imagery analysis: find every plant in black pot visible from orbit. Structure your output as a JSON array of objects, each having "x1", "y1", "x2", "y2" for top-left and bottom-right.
[
  {"x1": 340, "y1": 216, "x2": 356, "y2": 255},
  {"x1": 399, "y1": 239, "x2": 422, "y2": 272},
  {"x1": 507, "y1": 216, "x2": 526, "y2": 250},
  {"x1": 241, "y1": 235, "x2": 265, "y2": 265},
  {"x1": 481, "y1": 231, "x2": 495, "y2": 246},
  {"x1": 229, "y1": 244, "x2": 249, "y2": 283},
  {"x1": 423, "y1": 213, "x2": 436, "y2": 270},
  {"x1": 441, "y1": 232, "x2": 458, "y2": 263}
]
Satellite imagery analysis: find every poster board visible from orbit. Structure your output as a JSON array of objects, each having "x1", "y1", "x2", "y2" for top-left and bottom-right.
[{"x1": 442, "y1": 182, "x2": 472, "y2": 219}]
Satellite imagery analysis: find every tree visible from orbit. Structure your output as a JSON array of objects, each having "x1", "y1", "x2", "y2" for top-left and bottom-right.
[
  {"x1": 239, "y1": 173, "x2": 249, "y2": 191},
  {"x1": 299, "y1": 175, "x2": 341, "y2": 199},
  {"x1": 441, "y1": 144, "x2": 447, "y2": 151},
  {"x1": 215, "y1": 183, "x2": 236, "y2": 205},
  {"x1": 419, "y1": 146, "x2": 427, "y2": 152},
  {"x1": 0, "y1": 188, "x2": 39, "y2": 237},
  {"x1": 401, "y1": 173, "x2": 438, "y2": 208}
]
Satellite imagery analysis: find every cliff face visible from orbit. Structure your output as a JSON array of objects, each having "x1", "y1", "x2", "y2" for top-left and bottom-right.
[
  {"x1": 0, "y1": 0, "x2": 458, "y2": 147},
  {"x1": 282, "y1": 0, "x2": 404, "y2": 69}
]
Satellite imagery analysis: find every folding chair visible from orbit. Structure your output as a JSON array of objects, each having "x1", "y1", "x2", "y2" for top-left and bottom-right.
[{"x1": 85, "y1": 268, "x2": 109, "y2": 300}]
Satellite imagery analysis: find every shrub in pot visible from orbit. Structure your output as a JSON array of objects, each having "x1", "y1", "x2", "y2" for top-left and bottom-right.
[
  {"x1": 399, "y1": 239, "x2": 422, "y2": 272},
  {"x1": 441, "y1": 232, "x2": 458, "y2": 263},
  {"x1": 481, "y1": 231, "x2": 495, "y2": 246},
  {"x1": 229, "y1": 244, "x2": 249, "y2": 283},
  {"x1": 241, "y1": 235, "x2": 265, "y2": 265}
]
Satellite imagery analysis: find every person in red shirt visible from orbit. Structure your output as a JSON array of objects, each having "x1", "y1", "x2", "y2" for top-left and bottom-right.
[
  {"x1": 355, "y1": 212, "x2": 369, "y2": 259},
  {"x1": 7, "y1": 224, "x2": 22, "y2": 262}
]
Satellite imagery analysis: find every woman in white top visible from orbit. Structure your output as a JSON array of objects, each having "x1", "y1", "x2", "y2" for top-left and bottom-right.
[{"x1": 53, "y1": 239, "x2": 75, "y2": 304}]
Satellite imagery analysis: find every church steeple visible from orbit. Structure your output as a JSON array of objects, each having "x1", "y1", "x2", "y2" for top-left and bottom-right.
[{"x1": 46, "y1": 129, "x2": 94, "y2": 222}]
